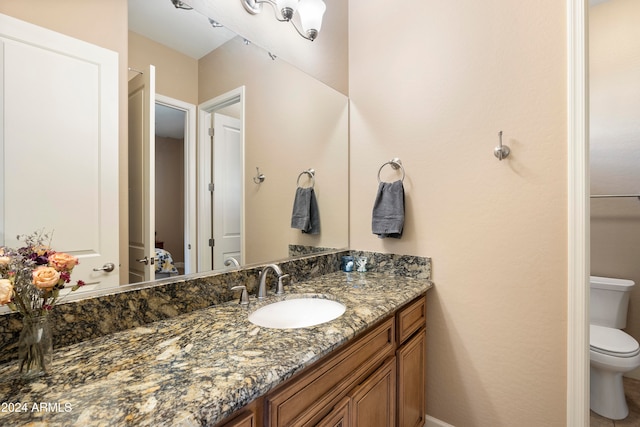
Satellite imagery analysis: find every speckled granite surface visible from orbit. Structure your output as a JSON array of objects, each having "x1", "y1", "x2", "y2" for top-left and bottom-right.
[
  {"x1": 0, "y1": 271, "x2": 432, "y2": 426},
  {"x1": 0, "y1": 250, "x2": 349, "y2": 364},
  {"x1": 0, "y1": 250, "x2": 430, "y2": 364}
]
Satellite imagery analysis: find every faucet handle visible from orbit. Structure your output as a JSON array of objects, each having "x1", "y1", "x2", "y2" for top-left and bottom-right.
[
  {"x1": 276, "y1": 274, "x2": 290, "y2": 295},
  {"x1": 231, "y1": 285, "x2": 250, "y2": 305}
]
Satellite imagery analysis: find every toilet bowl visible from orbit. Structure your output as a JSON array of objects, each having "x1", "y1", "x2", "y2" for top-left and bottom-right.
[
  {"x1": 590, "y1": 325, "x2": 640, "y2": 419},
  {"x1": 589, "y1": 276, "x2": 640, "y2": 420}
]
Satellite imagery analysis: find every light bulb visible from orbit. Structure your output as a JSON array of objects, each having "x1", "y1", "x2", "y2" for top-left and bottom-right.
[{"x1": 297, "y1": 0, "x2": 326, "y2": 40}]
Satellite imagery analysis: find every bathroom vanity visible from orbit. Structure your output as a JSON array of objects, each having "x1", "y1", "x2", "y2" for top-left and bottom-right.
[
  {"x1": 220, "y1": 293, "x2": 426, "y2": 427},
  {"x1": 0, "y1": 270, "x2": 431, "y2": 426}
]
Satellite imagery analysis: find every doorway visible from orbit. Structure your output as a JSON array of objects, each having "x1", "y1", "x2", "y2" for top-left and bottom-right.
[
  {"x1": 155, "y1": 95, "x2": 197, "y2": 277},
  {"x1": 197, "y1": 87, "x2": 245, "y2": 272},
  {"x1": 567, "y1": 0, "x2": 589, "y2": 424}
]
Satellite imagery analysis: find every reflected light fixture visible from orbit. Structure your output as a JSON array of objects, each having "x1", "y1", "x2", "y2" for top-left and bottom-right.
[
  {"x1": 208, "y1": 18, "x2": 223, "y2": 28},
  {"x1": 171, "y1": 0, "x2": 193, "y2": 10},
  {"x1": 241, "y1": 0, "x2": 326, "y2": 41}
]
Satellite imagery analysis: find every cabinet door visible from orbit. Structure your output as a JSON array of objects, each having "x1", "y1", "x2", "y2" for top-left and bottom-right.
[
  {"x1": 397, "y1": 330, "x2": 426, "y2": 427},
  {"x1": 219, "y1": 410, "x2": 255, "y2": 427},
  {"x1": 349, "y1": 357, "x2": 396, "y2": 427},
  {"x1": 316, "y1": 397, "x2": 350, "y2": 427}
]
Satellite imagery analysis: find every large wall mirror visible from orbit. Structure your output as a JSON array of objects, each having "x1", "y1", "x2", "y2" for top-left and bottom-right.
[
  {"x1": 128, "y1": 0, "x2": 349, "y2": 283},
  {"x1": 0, "y1": 0, "x2": 348, "y2": 304}
]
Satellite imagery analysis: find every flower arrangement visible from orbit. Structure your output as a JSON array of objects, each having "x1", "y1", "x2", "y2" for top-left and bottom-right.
[
  {"x1": 0, "y1": 230, "x2": 85, "y2": 317},
  {"x1": 0, "y1": 230, "x2": 85, "y2": 377}
]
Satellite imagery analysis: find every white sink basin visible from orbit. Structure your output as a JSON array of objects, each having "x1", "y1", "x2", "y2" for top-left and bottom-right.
[{"x1": 248, "y1": 296, "x2": 346, "y2": 329}]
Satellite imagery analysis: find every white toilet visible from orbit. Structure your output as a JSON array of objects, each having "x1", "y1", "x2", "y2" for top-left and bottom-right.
[{"x1": 590, "y1": 275, "x2": 640, "y2": 420}]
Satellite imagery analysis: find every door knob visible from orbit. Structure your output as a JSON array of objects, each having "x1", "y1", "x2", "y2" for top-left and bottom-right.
[
  {"x1": 93, "y1": 262, "x2": 115, "y2": 272},
  {"x1": 135, "y1": 256, "x2": 155, "y2": 265}
]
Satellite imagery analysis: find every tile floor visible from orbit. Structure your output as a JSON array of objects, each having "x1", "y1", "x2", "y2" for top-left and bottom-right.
[{"x1": 591, "y1": 377, "x2": 640, "y2": 426}]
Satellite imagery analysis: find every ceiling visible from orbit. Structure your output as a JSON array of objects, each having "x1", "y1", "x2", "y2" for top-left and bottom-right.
[
  {"x1": 128, "y1": 0, "x2": 236, "y2": 60},
  {"x1": 129, "y1": 0, "x2": 238, "y2": 139}
]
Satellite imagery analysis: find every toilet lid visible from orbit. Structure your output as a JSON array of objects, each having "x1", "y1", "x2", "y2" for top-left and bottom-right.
[{"x1": 590, "y1": 325, "x2": 640, "y2": 357}]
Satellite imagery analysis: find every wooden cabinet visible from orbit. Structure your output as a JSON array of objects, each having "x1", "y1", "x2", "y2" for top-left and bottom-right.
[
  {"x1": 395, "y1": 295, "x2": 427, "y2": 427},
  {"x1": 217, "y1": 293, "x2": 427, "y2": 427},
  {"x1": 215, "y1": 399, "x2": 262, "y2": 427},
  {"x1": 219, "y1": 410, "x2": 256, "y2": 427},
  {"x1": 316, "y1": 397, "x2": 350, "y2": 427},
  {"x1": 265, "y1": 318, "x2": 395, "y2": 427},
  {"x1": 397, "y1": 331, "x2": 426, "y2": 427},
  {"x1": 396, "y1": 295, "x2": 426, "y2": 344},
  {"x1": 349, "y1": 357, "x2": 396, "y2": 427}
]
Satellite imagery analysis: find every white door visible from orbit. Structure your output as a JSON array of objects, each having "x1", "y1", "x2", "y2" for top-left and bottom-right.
[
  {"x1": 128, "y1": 66, "x2": 156, "y2": 283},
  {"x1": 212, "y1": 113, "x2": 242, "y2": 268},
  {"x1": 0, "y1": 14, "x2": 119, "y2": 290}
]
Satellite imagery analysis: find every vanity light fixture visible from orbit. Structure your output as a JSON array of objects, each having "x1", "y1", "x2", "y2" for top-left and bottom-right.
[{"x1": 241, "y1": 0, "x2": 326, "y2": 41}]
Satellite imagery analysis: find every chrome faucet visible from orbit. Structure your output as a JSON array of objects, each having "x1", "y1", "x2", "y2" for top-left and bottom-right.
[
  {"x1": 257, "y1": 264, "x2": 288, "y2": 299},
  {"x1": 224, "y1": 257, "x2": 240, "y2": 269}
]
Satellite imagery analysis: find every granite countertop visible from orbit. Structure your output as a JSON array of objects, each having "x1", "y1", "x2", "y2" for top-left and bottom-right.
[{"x1": 0, "y1": 271, "x2": 432, "y2": 426}]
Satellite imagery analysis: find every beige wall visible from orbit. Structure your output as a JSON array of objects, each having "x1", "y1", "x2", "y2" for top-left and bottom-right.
[
  {"x1": 198, "y1": 37, "x2": 349, "y2": 264},
  {"x1": 590, "y1": 0, "x2": 640, "y2": 380},
  {"x1": 0, "y1": 0, "x2": 129, "y2": 284},
  {"x1": 155, "y1": 136, "x2": 185, "y2": 266},
  {"x1": 348, "y1": 1, "x2": 567, "y2": 426},
  {"x1": 128, "y1": 31, "x2": 198, "y2": 104},
  {"x1": 2, "y1": 1, "x2": 576, "y2": 423}
]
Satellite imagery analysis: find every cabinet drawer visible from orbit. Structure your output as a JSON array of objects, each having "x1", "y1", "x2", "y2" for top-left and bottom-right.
[
  {"x1": 266, "y1": 317, "x2": 395, "y2": 427},
  {"x1": 396, "y1": 295, "x2": 426, "y2": 344},
  {"x1": 218, "y1": 410, "x2": 255, "y2": 427}
]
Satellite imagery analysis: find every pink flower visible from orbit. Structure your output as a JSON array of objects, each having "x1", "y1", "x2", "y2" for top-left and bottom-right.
[
  {"x1": 48, "y1": 252, "x2": 79, "y2": 272},
  {"x1": 0, "y1": 279, "x2": 13, "y2": 305},
  {"x1": 32, "y1": 266, "x2": 61, "y2": 290}
]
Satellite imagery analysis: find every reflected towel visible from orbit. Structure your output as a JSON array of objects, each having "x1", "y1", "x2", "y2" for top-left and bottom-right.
[
  {"x1": 372, "y1": 180, "x2": 404, "y2": 238},
  {"x1": 291, "y1": 187, "x2": 320, "y2": 234}
]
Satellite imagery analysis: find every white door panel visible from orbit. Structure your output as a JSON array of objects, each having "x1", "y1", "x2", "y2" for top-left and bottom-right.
[
  {"x1": 0, "y1": 14, "x2": 119, "y2": 289},
  {"x1": 128, "y1": 66, "x2": 156, "y2": 283},
  {"x1": 213, "y1": 114, "x2": 242, "y2": 269}
]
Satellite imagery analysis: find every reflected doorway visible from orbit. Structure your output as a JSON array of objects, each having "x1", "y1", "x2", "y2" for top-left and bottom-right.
[
  {"x1": 198, "y1": 87, "x2": 245, "y2": 272},
  {"x1": 154, "y1": 95, "x2": 198, "y2": 279}
]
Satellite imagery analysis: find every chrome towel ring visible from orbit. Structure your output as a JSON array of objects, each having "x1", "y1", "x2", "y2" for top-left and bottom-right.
[
  {"x1": 377, "y1": 158, "x2": 405, "y2": 183},
  {"x1": 297, "y1": 169, "x2": 315, "y2": 188}
]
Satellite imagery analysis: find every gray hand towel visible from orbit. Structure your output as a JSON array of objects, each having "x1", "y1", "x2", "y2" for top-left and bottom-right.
[
  {"x1": 291, "y1": 187, "x2": 320, "y2": 234},
  {"x1": 372, "y1": 180, "x2": 404, "y2": 238}
]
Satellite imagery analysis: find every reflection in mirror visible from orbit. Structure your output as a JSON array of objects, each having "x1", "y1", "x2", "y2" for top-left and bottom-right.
[
  {"x1": 0, "y1": 0, "x2": 348, "y2": 312},
  {"x1": 0, "y1": 0, "x2": 348, "y2": 307},
  {"x1": 128, "y1": 1, "x2": 349, "y2": 281}
]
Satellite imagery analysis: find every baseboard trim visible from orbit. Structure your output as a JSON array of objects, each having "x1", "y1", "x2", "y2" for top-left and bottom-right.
[{"x1": 425, "y1": 414, "x2": 456, "y2": 427}]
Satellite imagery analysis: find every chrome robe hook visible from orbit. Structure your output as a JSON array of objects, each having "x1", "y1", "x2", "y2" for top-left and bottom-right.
[
  {"x1": 494, "y1": 131, "x2": 511, "y2": 161},
  {"x1": 253, "y1": 167, "x2": 265, "y2": 184}
]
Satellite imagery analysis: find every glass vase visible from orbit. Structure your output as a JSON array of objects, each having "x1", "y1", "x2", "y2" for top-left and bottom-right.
[{"x1": 18, "y1": 315, "x2": 53, "y2": 379}]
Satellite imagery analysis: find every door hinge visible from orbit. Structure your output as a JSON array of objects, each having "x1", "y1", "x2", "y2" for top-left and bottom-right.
[
  {"x1": 209, "y1": 183, "x2": 214, "y2": 192},
  {"x1": 209, "y1": 238, "x2": 215, "y2": 247},
  {"x1": 208, "y1": 127, "x2": 214, "y2": 137}
]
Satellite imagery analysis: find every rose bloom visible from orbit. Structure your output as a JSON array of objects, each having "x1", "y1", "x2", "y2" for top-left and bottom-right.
[
  {"x1": 49, "y1": 252, "x2": 79, "y2": 272},
  {"x1": 0, "y1": 256, "x2": 10, "y2": 266},
  {"x1": 0, "y1": 279, "x2": 13, "y2": 305},
  {"x1": 32, "y1": 266, "x2": 61, "y2": 290}
]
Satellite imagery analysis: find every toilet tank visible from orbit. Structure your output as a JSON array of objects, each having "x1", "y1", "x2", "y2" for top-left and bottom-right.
[{"x1": 590, "y1": 276, "x2": 635, "y2": 328}]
